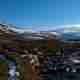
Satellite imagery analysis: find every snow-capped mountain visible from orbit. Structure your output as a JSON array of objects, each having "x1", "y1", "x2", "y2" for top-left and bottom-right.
[
  {"x1": 0, "y1": 24, "x2": 58, "y2": 40},
  {"x1": 0, "y1": 23, "x2": 33, "y2": 34},
  {"x1": 0, "y1": 23, "x2": 80, "y2": 41},
  {"x1": 60, "y1": 25, "x2": 80, "y2": 42},
  {"x1": 16, "y1": 32, "x2": 58, "y2": 40},
  {"x1": 38, "y1": 24, "x2": 80, "y2": 43}
]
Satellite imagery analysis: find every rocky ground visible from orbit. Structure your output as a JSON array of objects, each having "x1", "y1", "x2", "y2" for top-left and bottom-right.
[{"x1": 0, "y1": 24, "x2": 80, "y2": 80}]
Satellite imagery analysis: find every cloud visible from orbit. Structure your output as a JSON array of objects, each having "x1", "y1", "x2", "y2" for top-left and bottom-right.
[{"x1": 64, "y1": 24, "x2": 80, "y2": 33}]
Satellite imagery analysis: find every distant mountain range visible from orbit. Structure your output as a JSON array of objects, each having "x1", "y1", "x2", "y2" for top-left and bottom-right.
[
  {"x1": 0, "y1": 23, "x2": 80, "y2": 42},
  {"x1": 45, "y1": 26, "x2": 80, "y2": 42},
  {"x1": 0, "y1": 24, "x2": 58, "y2": 40},
  {"x1": 62, "y1": 32, "x2": 80, "y2": 40}
]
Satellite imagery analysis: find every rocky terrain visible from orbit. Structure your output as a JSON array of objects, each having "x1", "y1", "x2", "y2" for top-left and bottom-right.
[{"x1": 0, "y1": 23, "x2": 80, "y2": 80}]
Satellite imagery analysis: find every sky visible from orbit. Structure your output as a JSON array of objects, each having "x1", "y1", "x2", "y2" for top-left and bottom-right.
[{"x1": 0, "y1": 0, "x2": 80, "y2": 31}]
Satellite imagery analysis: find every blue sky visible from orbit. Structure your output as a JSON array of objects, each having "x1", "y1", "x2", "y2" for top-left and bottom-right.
[{"x1": 0, "y1": 0, "x2": 80, "y2": 30}]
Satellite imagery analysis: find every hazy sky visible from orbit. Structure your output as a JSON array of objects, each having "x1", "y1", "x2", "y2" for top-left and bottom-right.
[{"x1": 0, "y1": 0, "x2": 80, "y2": 30}]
